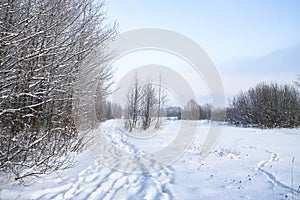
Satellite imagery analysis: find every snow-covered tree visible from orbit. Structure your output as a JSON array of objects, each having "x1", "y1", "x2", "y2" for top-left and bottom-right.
[
  {"x1": 227, "y1": 82, "x2": 300, "y2": 128},
  {"x1": 0, "y1": 0, "x2": 116, "y2": 180}
]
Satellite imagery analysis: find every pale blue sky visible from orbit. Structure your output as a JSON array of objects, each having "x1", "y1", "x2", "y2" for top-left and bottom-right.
[
  {"x1": 107, "y1": 0, "x2": 300, "y2": 64},
  {"x1": 106, "y1": 1, "x2": 300, "y2": 105}
]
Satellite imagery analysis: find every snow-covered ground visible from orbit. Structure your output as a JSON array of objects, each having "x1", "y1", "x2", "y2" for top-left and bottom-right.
[{"x1": 0, "y1": 120, "x2": 299, "y2": 200}]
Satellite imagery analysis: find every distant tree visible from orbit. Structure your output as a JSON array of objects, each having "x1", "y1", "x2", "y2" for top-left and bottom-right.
[
  {"x1": 155, "y1": 73, "x2": 167, "y2": 129},
  {"x1": 211, "y1": 107, "x2": 226, "y2": 122},
  {"x1": 166, "y1": 106, "x2": 182, "y2": 120},
  {"x1": 141, "y1": 82, "x2": 156, "y2": 130},
  {"x1": 182, "y1": 99, "x2": 200, "y2": 120},
  {"x1": 227, "y1": 82, "x2": 300, "y2": 128},
  {"x1": 105, "y1": 101, "x2": 113, "y2": 120},
  {"x1": 125, "y1": 74, "x2": 170, "y2": 131},
  {"x1": 125, "y1": 75, "x2": 142, "y2": 131},
  {"x1": 200, "y1": 103, "x2": 212, "y2": 120},
  {"x1": 98, "y1": 101, "x2": 123, "y2": 120},
  {"x1": 111, "y1": 103, "x2": 123, "y2": 119}
]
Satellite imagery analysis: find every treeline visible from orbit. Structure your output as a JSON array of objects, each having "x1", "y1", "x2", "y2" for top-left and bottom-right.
[
  {"x1": 96, "y1": 100, "x2": 123, "y2": 122},
  {"x1": 167, "y1": 81, "x2": 300, "y2": 129},
  {"x1": 166, "y1": 100, "x2": 221, "y2": 121},
  {"x1": 0, "y1": 0, "x2": 115, "y2": 180},
  {"x1": 226, "y1": 82, "x2": 300, "y2": 128},
  {"x1": 181, "y1": 99, "x2": 212, "y2": 120}
]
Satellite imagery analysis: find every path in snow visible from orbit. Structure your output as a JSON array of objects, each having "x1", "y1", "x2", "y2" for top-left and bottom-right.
[
  {"x1": 251, "y1": 145, "x2": 300, "y2": 197},
  {"x1": 0, "y1": 121, "x2": 175, "y2": 200},
  {"x1": 31, "y1": 160, "x2": 174, "y2": 200}
]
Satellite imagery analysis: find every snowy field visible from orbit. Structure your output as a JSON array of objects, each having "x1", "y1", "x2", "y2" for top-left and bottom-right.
[{"x1": 0, "y1": 119, "x2": 300, "y2": 200}]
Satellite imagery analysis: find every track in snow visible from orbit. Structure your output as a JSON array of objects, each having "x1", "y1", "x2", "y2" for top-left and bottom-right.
[
  {"x1": 30, "y1": 122, "x2": 176, "y2": 200},
  {"x1": 251, "y1": 146, "x2": 300, "y2": 197}
]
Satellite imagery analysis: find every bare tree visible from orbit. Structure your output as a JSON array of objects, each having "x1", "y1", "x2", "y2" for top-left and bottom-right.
[
  {"x1": 200, "y1": 103, "x2": 212, "y2": 120},
  {"x1": 155, "y1": 73, "x2": 167, "y2": 129},
  {"x1": 182, "y1": 99, "x2": 200, "y2": 120},
  {"x1": 0, "y1": 0, "x2": 116, "y2": 180},
  {"x1": 141, "y1": 82, "x2": 156, "y2": 130},
  {"x1": 125, "y1": 74, "x2": 142, "y2": 131},
  {"x1": 125, "y1": 74, "x2": 167, "y2": 131}
]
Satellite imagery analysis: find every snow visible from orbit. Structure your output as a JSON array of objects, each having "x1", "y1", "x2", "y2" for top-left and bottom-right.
[{"x1": 0, "y1": 120, "x2": 300, "y2": 200}]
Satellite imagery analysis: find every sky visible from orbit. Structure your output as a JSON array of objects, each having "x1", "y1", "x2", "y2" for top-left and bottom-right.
[{"x1": 105, "y1": 0, "x2": 300, "y2": 106}]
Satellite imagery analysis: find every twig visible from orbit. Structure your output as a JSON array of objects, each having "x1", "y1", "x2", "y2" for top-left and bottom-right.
[{"x1": 291, "y1": 156, "x2": 295, "y2": 200}]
